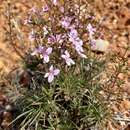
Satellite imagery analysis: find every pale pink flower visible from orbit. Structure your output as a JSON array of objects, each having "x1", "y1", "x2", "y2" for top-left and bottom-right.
[
  {"x1": 60, "y1": 6, "x2": 64, "y2": 13},
  {"x1": 42, "y1": 5, "x2": 49, "y2": 12},
  {"x1": 31, "y1": 46, "x2": 52, "y2": 63},
  {"x1": 73, "y1": 40, "x2": 84, "y2": 52},
  {"x1": 48, "y1": 34, "x2": 62, "y2": 44},
  {"x1": 41, "y1": 47, "x2": 52, "y2": 63},
  {"x1": 86, "y1": 23, "x2": 96, "y2": 37},
  {"x1": 87, "y1": 15, "x2": 95, "y2": 20},
  {"x1": 52, "y1": 0, "x2": 58, "y2": 6},
  {"x1": 31, "y1": 45, "x2": 43, "y2": 56},
  {"x1": 61, "y1": 50, "x2": 75, "y2": 66},
  {"x1": 87, "y1": 23, "x2": 96, "y2": 46},
  {"x1": 29, "y1": 7, "x2": 37, "y2": 14},
  {"x1": 24, "y1": 19, "x2": 31, "y2": 25},
  {"x1": 90, "y1": 39, "x2": 96, "y2": 47},
  {"x1": 77, "y1": 51, "x2": 87, "y2": 58},
  {"x1": 28, "y1": 30, "x2": 35, "y2": 41},
  {"x1": 68, "y1": 31, "x2": 83, "y2": 52},
  {"x1": 43, "y1": 26, "x2": 49, "y2": 36},
  {"x1": 44, "y1": 65, "x2": 60, "y2": 83},
  {"x1": 68, "y1": 28, "x2": 86, "y2": 58},
  {"x1": 61, "y1": 16, "x2": 72, "y2": 29},
  {"x1": 73, "y1": 41, "x2": 86, "y2": 58},
  {"x1": 69, "y1": 29, "x2": 78, "y2": 41},
  {"x1": 55, "y1": 34, "x2": 62, "y2": 43},
  {"x1": 48, "y1": 35, "x2": 55, "y2": 43}
]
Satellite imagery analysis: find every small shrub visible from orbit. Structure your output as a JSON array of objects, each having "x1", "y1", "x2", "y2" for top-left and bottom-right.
[
  {"x1": 14, "y1": 57, "x2": 109, "y2": 130},
  {"x1": 4, "y1": 0, "x2": 129, "y2": 129}
]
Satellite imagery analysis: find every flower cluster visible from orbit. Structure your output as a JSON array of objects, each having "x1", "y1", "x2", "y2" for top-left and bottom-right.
[
  {"x1": 86, "y1": 23, "x2": 96, "y2": 46},
  {"x1": 60, "y1": 16, "x2": 72, "y2": 29},
  {"x1": 68, "y1": 28, "x2": 86, "y2": 58},
  {"x1": 24, "y1": 1, "x2": 103, "y2": 83},
  {"x1": 48, "y1": 34, "x2": 62, "y2": 44},
  {"x1": 31, "y1": 46, "x2": 52, "y2": 63}
]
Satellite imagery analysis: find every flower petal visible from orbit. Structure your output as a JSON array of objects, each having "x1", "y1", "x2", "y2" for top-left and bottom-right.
[
  {"x1": 52, "y1": 0, "x2": 58, "y2": 6},
  {"x1": 46, "y1": 47, "x2": 52, "y2": 55},
  {"x1": 65, "y1": 50, "x2": 70, "y2": 57},
  {"x1": 37, "y1": 46, "x2": 44, "y2": 53},
  {"x1": 66, "y1": 60, "x2": 71, "y2": 66},
  {"x1": 69, "y1": 29, "x2": 78, "y2": 39},
  {"x1": 31, "y1": 50, "x2": 38, "y2": 56},
  {"x1": 87, "y1": 23, "x2": 96, "y2": 36},
  {"x1": 49, "y1": 65, "x2": 53, "y2": 71},
  {"x1": 56, "y1": 34, "x2": 61, "y2": 42},
  {"x1": 44, "y1": 73, "x2": 49, "y2": 78},
  {"x1": 42, "y1": 5, "x2": 49, "y2": 12},
  {"x1": 66, "y1": 58, "x2": 75, "y2": 66},
  {"x1": 43, "y1": 55, "x2": 49, "y2": 63},
  {"x1": 48, "y1": 74, "x2": 54, "y2": 83},
  {"x1": 53, "y1": 69, "x2": 60, "y2": 76},
  {"x1": 69, "y1": 58, "x2": 75, "y2": 65},
  {"x1": 74, "y1": 44, "x2": 84, "y2": 52},
  {"x1": 61, "y1": 54, "x2": 67, "y2": 59},
  {"x1": 78, "y1": 52, "x2": 87, "y2": 58}
]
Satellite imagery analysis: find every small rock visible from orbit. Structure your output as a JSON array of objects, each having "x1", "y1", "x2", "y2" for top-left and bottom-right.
[
  {"x1": 5, "y1": 104, "x2": 13, "y2": 112},
  {"x1": 91, "y1": 39, "x2": 109, "y2": 52}
]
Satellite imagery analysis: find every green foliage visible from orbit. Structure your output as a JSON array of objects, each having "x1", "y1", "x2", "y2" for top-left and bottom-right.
[{"x1": 14, "y1": 57, "x2": 109, "y2": 130}]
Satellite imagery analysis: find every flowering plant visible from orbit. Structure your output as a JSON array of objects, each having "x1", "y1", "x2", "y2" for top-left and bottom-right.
[
  {"x1": 5, "y1": 0, "x2": 122, "y2": 130},
  {"x1": 23, "y1": 0, "x2": 105, "y2": 84}
]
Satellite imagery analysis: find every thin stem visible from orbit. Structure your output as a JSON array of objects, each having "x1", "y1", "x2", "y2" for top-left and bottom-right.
[{"x1": 7, "y1": 3, "x2": 24, "y2": 60}]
